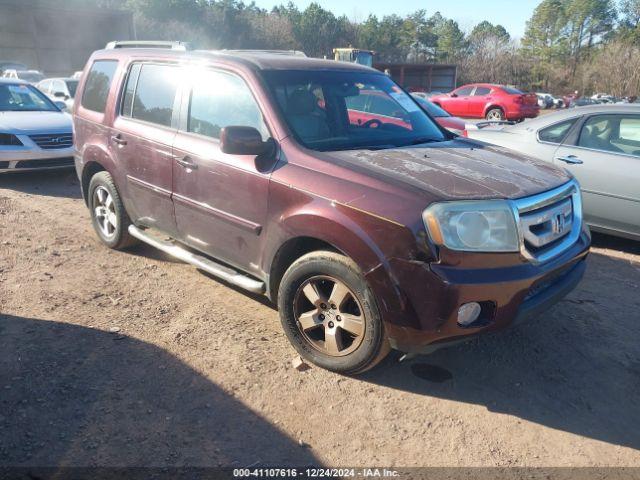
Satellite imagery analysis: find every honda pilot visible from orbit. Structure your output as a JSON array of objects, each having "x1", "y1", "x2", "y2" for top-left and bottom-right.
[{"x1": 73, "y1": 43, "x2": 590, "y2": 374}]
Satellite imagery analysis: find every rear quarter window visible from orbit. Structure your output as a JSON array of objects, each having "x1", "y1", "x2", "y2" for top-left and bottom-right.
[
  {"x1": 81, "y1": 60, "x2": 118, "y2": 113},
  {"x1": 538, "y1": 119, "x2": 577, "y2": 144}
]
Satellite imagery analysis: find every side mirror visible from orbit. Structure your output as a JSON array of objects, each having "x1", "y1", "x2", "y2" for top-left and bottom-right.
[
  {"x1": 220, "y1": 126, "x2": 271, "y2": 156},
  {"x1": 53, "y1": 91, "x2": 67, "y2": 99},
  {"x1": 54, "y1": 100, "x2": 67, "y2": 111},
  {"x1": 450, "y1": 92, "x2": 458, "y2": 98}
]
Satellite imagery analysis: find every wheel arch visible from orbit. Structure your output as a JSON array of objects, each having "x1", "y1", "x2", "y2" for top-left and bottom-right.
[
  {"x1": 78, "y1": 143, "x2": 118, "y2": 206},
  {"x1": 484, "y1": 104, "x2": 505, "y2": 117},
  {"x1": 264, "y1": 210, "x2": 404, "y2": 316}
]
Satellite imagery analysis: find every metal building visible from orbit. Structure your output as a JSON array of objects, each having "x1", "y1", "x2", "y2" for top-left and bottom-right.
[{"x1": 0, "y1": 0, "x2": 134, "y2": 77}]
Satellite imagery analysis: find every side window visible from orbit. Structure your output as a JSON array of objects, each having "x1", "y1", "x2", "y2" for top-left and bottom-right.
[
  {"x1": 538, "y1": 119, "x2": 576, "y2": 144},
  {"x1": 81, "y1": 60, "x2": 118, "y2": 113},
  {"x1": 121, "y1": 63, "x2": 142, "y2": 118},
  {"x1": 454, "y1": 86, "x2": 473, "y2": 96},
  {"x1": 188, "y1": 69, "x2": 268, "y2": 140},
  {"x1": 618, "y1": 117, "x2": 640, "y2": 143},
  {"x1": 345, "y1": 92, "x2": 367, "y2": 112},
  {"x1": 368, "y1": 95, "x2": 404, "y2": 118},
  {"x1": 613, "y1": 116, "x2": 640, "y2": 157},
  {"x1": 53, "y1": 80, "x2": 65, "y2": 95},
  {"x1": 473, "y1": 87, "x2": 491, "y2": 96},
  {"x1": 131, "y1": 64, "x2": 180, "y2": 127},
  {"x1": 578, "y1": 115, "x2": 636, "y2": 155},
  {"x1": 39, "y1": 80, "x2": 51, "y2": 94}
]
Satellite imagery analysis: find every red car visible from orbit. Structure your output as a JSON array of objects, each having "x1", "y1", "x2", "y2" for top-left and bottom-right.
[{"x1": 431, "y1": 83, "x2": 539, "y2": 121}]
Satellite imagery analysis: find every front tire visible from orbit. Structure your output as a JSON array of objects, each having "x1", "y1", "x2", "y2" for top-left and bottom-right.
[
  {"x1": 485, "y1": 107, "x2": 505, "y2": 121},
  {"x1": 278, "y1": 251, "x2": 389, "y2": 375},
  {"x1": 88, "y1": 171, "x2": 137, "y2": 250}
]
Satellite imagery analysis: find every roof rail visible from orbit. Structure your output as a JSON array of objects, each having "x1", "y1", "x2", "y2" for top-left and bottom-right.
[
  {"x1": 221, "y1": 49, "x2": 307, "y2": 57},
  {"x1": 105, "y1": 40, "x2": 190, "y2": 51}
]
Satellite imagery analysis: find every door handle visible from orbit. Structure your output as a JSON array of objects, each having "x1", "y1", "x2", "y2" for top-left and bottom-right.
[
  {"x1": 555, "y1": 155, "x2": 583, "y2": 165},
  {"x1": 175, "y1": 155, "x2": 197, "y2": 170},
  {"x1": 110, "y1": 134, "x2": 127, "y2": 146}
]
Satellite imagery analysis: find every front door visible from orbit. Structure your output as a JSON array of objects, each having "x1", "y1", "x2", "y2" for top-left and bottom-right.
[
  {"x1": 172, "y1": 68, "x2": 273, "y2": 276},
  {"x1": 446, "y1": 86, "x2": 473, "y2": 117},
  {"x1": 111, "y1": 62, "x2": 182, "y2": 236},
  {"x1": 554, "y1": 113, "x2": 640, "y2": 237}
]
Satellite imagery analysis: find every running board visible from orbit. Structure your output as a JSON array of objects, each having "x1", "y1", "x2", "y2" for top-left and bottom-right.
[{"x1": 128, "y1": 225, "x2": 265, "y2": 294}]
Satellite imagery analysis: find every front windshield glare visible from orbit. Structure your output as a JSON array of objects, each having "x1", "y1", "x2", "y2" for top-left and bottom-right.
[
  {"x1": 264, "y1": 70, "x2": 447, "y2": 151},
  {"x1": 0, "y1": 84, "x2": 57, "y2": 112}
]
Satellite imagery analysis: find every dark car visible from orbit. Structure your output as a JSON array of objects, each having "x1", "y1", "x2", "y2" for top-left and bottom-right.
[
  {"x1": 431, "y1": 83, "x2": 539, "y2": 121},
  {"x1": 73, "y1": 43, "x2": 590, "y2": 374}
]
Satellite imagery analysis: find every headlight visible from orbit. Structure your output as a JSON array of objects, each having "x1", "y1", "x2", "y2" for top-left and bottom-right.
[{"x1": 423, "y1": 200, "x2": 519, "y2": 252}]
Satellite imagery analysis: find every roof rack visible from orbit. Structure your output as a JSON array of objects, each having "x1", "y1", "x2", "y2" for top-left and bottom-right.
[
  {"x1": 221, "y1": 49, "x2": 307, "y2": 57},
  {"x1": 105, "y1": 41, "x2": 190, "y2": 51}
]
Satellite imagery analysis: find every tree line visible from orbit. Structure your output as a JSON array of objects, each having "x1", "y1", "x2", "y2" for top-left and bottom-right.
[{"x1": 89, "y1": 0, "x2": 640, "y2": 95}]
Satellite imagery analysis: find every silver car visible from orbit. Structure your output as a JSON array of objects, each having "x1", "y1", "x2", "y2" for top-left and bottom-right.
[
  {"x1": 0, "y1": 78, "x2": 74, "y2": 173},
  {"x1": 466, "y1": 104, "x2": 640, "y2": 240},
  {"x1": 36, "y1": 77, "x2": 79, "y2": 111}
]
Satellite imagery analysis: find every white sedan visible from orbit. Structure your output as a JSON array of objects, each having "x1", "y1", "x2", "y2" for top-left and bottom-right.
[
  {"x1": 466, "y1": 104, "x2": 640, "y2": 241},
  {"x1": 0, "y1": 78, "x2": 74, "y2": 173}
]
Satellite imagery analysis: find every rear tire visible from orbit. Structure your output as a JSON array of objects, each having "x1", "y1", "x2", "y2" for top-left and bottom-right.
[
  {"x1": 88, "y1": 171, "x2": 137, "y2": 250},
  {"x1": 278, "y1": 251, "x2": 390, "y2": 375},
  {"x1": 485, "y1": 108, "x2": 505, "y2": 121}
]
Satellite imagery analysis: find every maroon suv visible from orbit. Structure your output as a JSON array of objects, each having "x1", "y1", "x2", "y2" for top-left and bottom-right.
[{"x1": 73, "y1": 43, "x2": 590, "y2": 374}]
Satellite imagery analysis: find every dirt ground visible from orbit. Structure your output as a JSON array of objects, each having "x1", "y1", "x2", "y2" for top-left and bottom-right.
[{"x1": 1, "y1": 170, "x2": 639, "y2": 468}]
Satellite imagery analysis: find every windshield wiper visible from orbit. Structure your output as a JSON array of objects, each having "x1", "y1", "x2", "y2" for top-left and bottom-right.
[{"x1": 398, "y1": 137, "x2": 441, "y2": 147}]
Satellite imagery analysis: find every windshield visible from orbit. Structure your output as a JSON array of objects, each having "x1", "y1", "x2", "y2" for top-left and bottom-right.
[
  {"x1": 263, "y1": 70, "x2": 447, "y2": 151},
  {"x1": 413, "y1": 96, "x2": 450, "y2": 117},
  {"x1": 18, "y1": 72, "x2": 44, "y2": 83},
  {"x1": 0, "y1": 83, "x2": 58, "y2": 112},
  {"x1": 65, "y1": 80, "x2": 79, "y2": 97}
]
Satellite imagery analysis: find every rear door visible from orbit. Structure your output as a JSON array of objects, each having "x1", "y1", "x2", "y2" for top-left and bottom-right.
[
  {"x1": 554, "y1": 113, "x2": 640, "y2": 237},
  {"x1": 111, "y1": 62, "x2": 181, "y2": 236},
  {"x1": 171, "y1": 67, "x2": 272, "y2": 275},
  {"x1": 468, "y1": 86, "x2": 491, "y2": 118}
]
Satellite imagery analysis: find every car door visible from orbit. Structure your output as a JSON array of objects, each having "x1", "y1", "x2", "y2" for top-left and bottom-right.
[
  {"x1": 446, "y1": 86, "x2": 473, "y2": 117},
  {"x1": 110, "y1": 62, "x2": 181, "y2": 237},
  {"x1": 171, "y1": 67, "x2": 273, "y2": 276},
  {"x1": 468, "y1": 86, "x2": 491, "y2": 118},
  {"x1": 553, "y1": 113, "x2": 640, "y2": 237}
]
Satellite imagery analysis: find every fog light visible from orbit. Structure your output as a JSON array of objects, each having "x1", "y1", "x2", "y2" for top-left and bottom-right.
[{"x1": 457, "y1": 302, "x2": 481, "y2": 327}]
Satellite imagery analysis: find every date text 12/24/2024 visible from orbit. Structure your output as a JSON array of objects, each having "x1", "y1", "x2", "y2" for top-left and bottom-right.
[{"x1": 233, "y1": 468, "x2": 400, "y2": 478}]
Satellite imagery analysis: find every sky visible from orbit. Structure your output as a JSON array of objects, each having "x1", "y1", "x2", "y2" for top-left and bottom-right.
[{"x1": 251, "y1": 0, "x2": 542, "y2": 38}]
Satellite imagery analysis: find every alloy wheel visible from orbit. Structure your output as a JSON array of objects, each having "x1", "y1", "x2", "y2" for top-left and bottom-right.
[
  {"x1": 93, "y1": 186, "x2": 117, "y2": 238},
  {"x1": 293, "y1": 275, "x2": 365, "y2": 357}
]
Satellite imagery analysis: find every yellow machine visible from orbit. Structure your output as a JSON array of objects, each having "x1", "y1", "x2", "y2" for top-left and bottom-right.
[{"x1": 333, "y1": 48, "x2": 374, "y2": 67}]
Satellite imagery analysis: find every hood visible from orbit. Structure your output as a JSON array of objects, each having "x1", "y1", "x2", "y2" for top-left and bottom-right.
[
  {"x1": 321, "y1": 138, "x2": 571, "y2": 201},
  {"x1": 0, "y1": 111, "x2": 72, "y2": 134}
]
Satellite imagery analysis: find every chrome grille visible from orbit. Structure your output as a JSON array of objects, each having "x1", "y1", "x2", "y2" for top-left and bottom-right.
[
  {"x1": 29, "y1": 133, "x2": 73, "y2": 150},
  {"x1": 511, "y1": 180, "x2": 582, "y2": 264}
]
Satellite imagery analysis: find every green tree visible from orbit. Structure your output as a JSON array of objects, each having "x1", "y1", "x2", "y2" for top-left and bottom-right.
[
  {"x1": 522, "y1": 0, "x2": 569, "y2": 88},
  {"x1": 431, "y1": 14, "x2": 467, "y2": 62},
  {"x1": 469, "y1": 20, "x2": 510, "y2": 43}
]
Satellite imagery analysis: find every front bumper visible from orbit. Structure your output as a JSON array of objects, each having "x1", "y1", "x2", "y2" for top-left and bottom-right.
[
  {"x1": 384, "y1": 228, "x2": 590, "y2": 353},
  {"x1": 0, "y1": 142, "x2": 74, "y2": 173}
]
